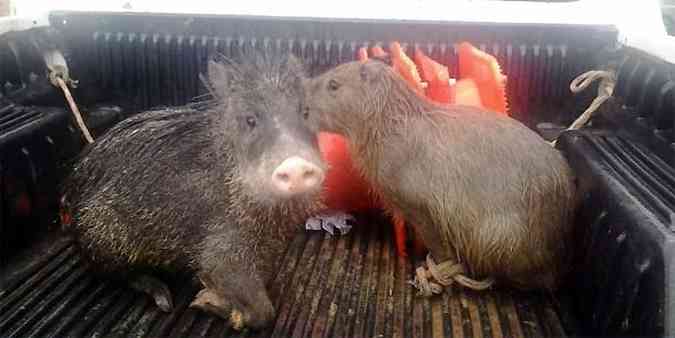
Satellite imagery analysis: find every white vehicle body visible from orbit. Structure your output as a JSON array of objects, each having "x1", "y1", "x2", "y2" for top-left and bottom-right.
[{"x1": 1, "y1": 0, "x2": 673, "y2": 62}]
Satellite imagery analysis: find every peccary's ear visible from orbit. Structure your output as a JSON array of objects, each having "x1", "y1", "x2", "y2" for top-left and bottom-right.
[
  {"x1": 293, "y1": 74, "x2": 305, "y2": 94},
  {"x1": 360, "y1": 63, "x2": 368, "y2": 81},
  {"x1": 286, "y1": 55, "x2": 306, "y2": 91},
  {"x1": 207, "y1": 60, "x2": 230, "y2": 94},
  {"x1": 286, "y1": 54, "x2": 306, "y2": 76}
]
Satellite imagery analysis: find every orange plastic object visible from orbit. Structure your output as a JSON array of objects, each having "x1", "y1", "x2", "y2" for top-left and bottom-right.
[
  {"x1": 414, "y1": 48, "x2": 451, "y2": 103},
  {"x1": 319, "y1": 131, "x2": 424, "y2": 255},
  {"x1": 370, "y1": 46, "x2": 387, "y2": 58},
  {"x1": 457, "y1": 42, "x2": 509, "y2": 115},
  {"x1": 389, "y1": 42, "x2": 425, "y2": 95},
  {"x1": 318, "y1": 132, "x2": 378, "y2": 213},
  {"x1": 392, "y1": 211, "x2": 408, "y2": 257},
  {"x1": 357, "y1": 47, "x2": 369, "y2": 61}
]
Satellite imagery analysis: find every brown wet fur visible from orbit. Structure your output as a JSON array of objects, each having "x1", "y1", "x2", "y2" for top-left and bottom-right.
[{"x1": 303, "y1": 60, "x2": 577, "y2": 291}]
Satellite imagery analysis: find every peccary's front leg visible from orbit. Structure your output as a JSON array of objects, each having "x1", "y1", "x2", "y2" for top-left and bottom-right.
[
  {"x1": 190, "y1": 287, "x2": 253, "y2": 330},
  {"x1": 190, "y1": 231, "x2": 276, "y2": 330},
  {"x1": 190, "y1": 288, "x2": 232, "y2": 317}
]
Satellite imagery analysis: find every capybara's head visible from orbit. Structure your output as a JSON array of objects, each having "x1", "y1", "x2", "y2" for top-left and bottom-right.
[
  {"x1": 202, "y1": 54, "x2": 326, "y2": 206},
  {"x1": 302, "y1": 59, "x2": 398, "y2": 134}
]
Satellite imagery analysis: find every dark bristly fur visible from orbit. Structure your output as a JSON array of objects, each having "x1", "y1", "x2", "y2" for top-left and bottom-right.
[
  {"x1": 61, "y1": 52, "x2": 325, "y2": 329},
  {"x1": 303, "y1": 60, "x2": 577, "y2": 291}
]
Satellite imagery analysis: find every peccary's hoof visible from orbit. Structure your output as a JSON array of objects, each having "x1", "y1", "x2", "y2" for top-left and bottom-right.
[
  {"x1": 190, "y1": 289, "x2": 247, "y2": 330},
  {"x1": 190, "y1": 288, "x2": 233, "y2": 318},
  {"x1": 154, "y1": 293, "x2": 174, "y2": 312},
  {"x1": 230, "y1": 309, "x2": 245, "y2": 331},
  {"x1": 129, "y1": 274, "x2": 174, "y2": 312}
]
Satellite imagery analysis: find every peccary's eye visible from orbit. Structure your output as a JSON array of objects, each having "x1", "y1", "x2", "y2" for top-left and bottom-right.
[
  {"x1": 328, "y1": 79, "x2": 341, "y2": 91},
  {"x1": 246, "y1": 116, "x2": 257, "y2": 128},
  {"x1": 302, "y1": 107, "x2": 310, "y2": 120}
]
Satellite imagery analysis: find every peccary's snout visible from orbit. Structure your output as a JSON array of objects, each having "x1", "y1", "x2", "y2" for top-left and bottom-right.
[{"x1": 271, "y1": 156, "x2": 325, "y2": 196}]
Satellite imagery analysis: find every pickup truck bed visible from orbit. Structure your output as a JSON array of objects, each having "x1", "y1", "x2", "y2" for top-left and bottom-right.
[
  {"x1": 1, "y1": 220, "x2": 567, "y2": 338},
  {"x1": 2, "y1": 11, "x2": 675, "y2": 338}
]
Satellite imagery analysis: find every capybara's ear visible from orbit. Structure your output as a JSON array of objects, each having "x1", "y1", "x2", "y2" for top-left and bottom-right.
[
  {"x1": 359, "y1": 60, "x2": 387, "y2": 82},
  {"x1": 359, "y1": 62, "x2": 369, "y2": 82}
]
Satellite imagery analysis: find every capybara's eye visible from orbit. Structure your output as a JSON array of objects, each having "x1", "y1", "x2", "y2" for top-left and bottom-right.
[
  {"x1": 328, "y1": 79, "x2": 341, "y2": 91},
  {"x1": 246, "y1": 116, "x2": 257, "y2": 128}
]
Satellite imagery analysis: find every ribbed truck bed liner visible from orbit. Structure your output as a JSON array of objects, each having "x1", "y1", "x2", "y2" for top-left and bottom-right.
[{"x1": 0, "y1": 218, "x2": 567, "y2": 338}]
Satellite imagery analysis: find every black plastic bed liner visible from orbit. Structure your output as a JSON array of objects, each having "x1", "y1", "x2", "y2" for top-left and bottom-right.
[{"x1": 0, "y1": 217, "x2": 567, "y2": 338}]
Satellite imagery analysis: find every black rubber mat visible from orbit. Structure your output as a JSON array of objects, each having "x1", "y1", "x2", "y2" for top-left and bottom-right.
[{"x1": 1, "y1": 217, "x2": 566, "y2": 338}]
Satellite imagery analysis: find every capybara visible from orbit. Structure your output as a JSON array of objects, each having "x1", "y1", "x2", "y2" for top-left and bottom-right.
[{"x1": 302, "y1": 58, "x2": 576, "y2": 291}]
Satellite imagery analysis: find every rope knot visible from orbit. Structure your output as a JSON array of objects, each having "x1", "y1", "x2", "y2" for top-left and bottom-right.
[
  {"x1": 47, "y1": 64, "x2": 79, "y2": 89},
  {"x1": 47, "y1": 63, "x2": 94, "y2": 144},
  {"x1": 409, "y1": 254, "x2": 495, "y2": 297}
]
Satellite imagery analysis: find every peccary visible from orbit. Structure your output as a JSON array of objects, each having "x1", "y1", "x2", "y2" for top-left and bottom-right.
[
  {"x1": 60, "y1": 53, "x2": 326, "y2": 329},
  {"x1": 302, "y1": 59, "x2": 577, "y2": 291}
]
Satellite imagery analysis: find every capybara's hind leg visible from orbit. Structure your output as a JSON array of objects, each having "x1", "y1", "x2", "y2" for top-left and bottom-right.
[{"x1": 129, "y1": 274, "x2": 174, "y2": 312}]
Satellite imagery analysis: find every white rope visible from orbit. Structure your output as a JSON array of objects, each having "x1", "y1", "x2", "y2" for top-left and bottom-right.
[
  {"x1": 550, "y1": 69, "x2": 616, "y2": 146},
  {"x1": 44, "y1": 50, "x2": 95, "y2": 144},
  {"x1": 52, "y1": 75, "x2": 94, "y2": 144}
]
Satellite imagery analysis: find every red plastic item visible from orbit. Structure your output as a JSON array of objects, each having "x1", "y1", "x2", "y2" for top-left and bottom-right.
[
  {"x1": 414, "y1": 48, "x2": 452, "y2": 103},
  {"x1": 60, "y1": 208, "x2": 72, "y2": 226},
  {"x1": 370, "y1": 46, "x2": 387, "y2": 58},
  {"x1": 318, "y1": 132, "x2": 378, "y2": 213},
  {"x1": 457, "y1": 42, "x2": 509, "y2": 115},
  {"x1": 319, "y1": 131, "x2": 422, "y2": 257}
]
